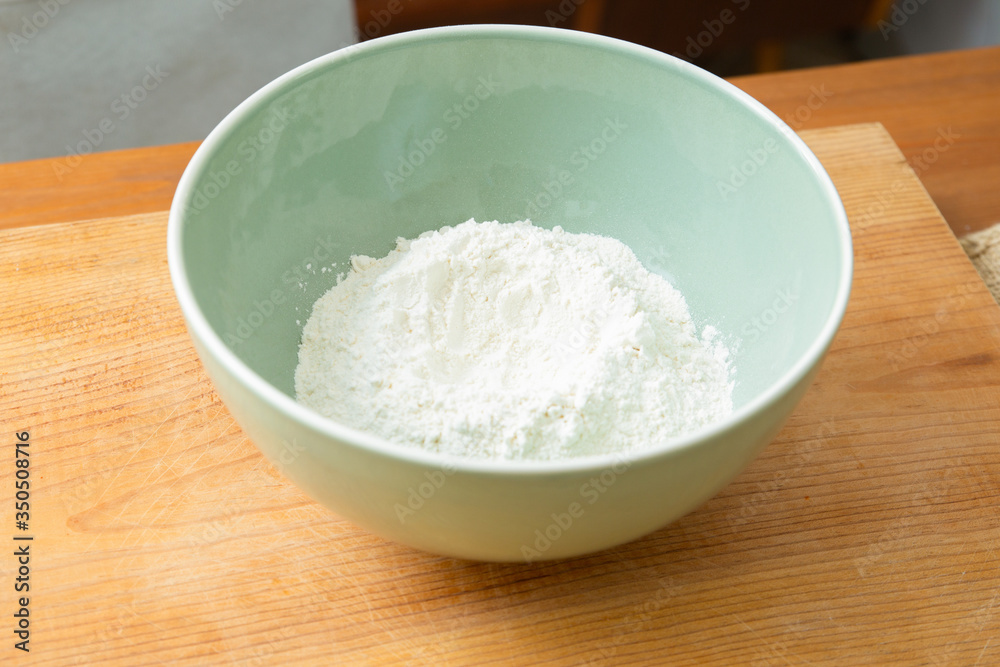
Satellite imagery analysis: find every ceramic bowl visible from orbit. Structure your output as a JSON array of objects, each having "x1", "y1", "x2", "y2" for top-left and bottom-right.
[{"x1": 168, "y1": 25, "x2": 852, "y2": 561}]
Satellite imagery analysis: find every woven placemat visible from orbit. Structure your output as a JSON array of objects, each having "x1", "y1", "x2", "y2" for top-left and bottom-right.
[{"x1": 960, "y1": 223, "x2": 1000, "y2": 306}]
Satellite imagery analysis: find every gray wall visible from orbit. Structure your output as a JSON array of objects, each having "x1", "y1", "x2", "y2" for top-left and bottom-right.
[
  {"x1": 0, "y1": 0, "x2": 356, "y2": 163},
  {"x1": 893, "y1": 0, "x2": 1000, "y2": 54}
]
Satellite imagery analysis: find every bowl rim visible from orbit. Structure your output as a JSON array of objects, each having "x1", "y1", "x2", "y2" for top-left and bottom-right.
[{"x1": 167, "y1": 23, "x2": 854, "y2": 475}]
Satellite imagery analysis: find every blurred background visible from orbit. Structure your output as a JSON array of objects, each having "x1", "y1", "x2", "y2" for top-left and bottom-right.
[
  {"x1": 1, "y1": 0, "x2": 997, "y2": 164},
  {"x1": 354, "y1": 0, "x2": 999, "y2": 74}
]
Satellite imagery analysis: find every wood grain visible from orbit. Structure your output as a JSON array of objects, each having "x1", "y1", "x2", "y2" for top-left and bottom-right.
[
  {"x1": 2, "y1": 124, "x2": 1000, "y2": 665},
  {"x1": 1, "y1": 48, "x2": 998, "y2": 237},
  {"x1": 730, "y1": 46, "x2": 1000, "y2": 237},
  {"x1": 0, "y1": 141, "x2": 198, "y2": 231}
]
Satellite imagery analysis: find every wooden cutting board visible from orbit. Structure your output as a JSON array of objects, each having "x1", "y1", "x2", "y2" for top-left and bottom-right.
[{"x1": 3, "y1": 123, "x2": 1000, "y2": 665}]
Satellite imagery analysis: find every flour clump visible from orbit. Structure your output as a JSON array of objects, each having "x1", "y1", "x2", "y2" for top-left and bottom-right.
[{"x1": 294, "y1": 219, "x2": 732, "y2": 461}]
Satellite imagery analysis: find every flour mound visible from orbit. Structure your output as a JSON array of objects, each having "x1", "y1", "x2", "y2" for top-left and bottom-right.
[{"x1": 294, "y1": 219, "x2": 732, "y2": 460}]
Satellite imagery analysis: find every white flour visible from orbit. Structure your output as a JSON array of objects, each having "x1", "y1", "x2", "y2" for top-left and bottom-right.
[{"x1": 295, "y1": 219, "x2": 732, "y2": 460}]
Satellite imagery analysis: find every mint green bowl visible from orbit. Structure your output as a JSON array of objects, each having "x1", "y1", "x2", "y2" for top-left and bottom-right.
[{"x1": 168, "y1": 25, "x2": 852, "y2": 562}]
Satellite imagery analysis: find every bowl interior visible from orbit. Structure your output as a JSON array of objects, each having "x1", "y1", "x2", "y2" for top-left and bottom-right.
[{"x1": 176, "y1": 27, "x2": 847, "y2": 420}]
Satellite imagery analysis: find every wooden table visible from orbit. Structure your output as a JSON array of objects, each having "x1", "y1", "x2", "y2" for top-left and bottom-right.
[
  {"x1": 3, "y1": 47, "x2": 1000, "y2": 666},
  {"x1": 2, "y1": 46, "x2": 998, "y2": 236}
]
